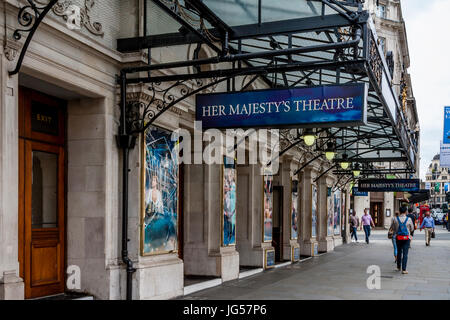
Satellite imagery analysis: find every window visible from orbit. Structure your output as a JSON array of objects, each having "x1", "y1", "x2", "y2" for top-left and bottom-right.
[
  {"x1": 379, "y1": 37, "x2": 386, "y2": 54},
  {"x1": 377, "y1": 4, "x2": 387, "y2": 19},
  {"x1": 442, "y1": 176, "x2": 448, "y2": 180}
]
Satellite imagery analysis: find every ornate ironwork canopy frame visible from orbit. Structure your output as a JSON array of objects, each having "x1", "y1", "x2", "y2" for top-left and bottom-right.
[
  {"x1": 6, "y1": 0, "x2": 419, "y2": 301},
  {"x1": 117, "y1": 0, "x2": 415, "y2": 178}
]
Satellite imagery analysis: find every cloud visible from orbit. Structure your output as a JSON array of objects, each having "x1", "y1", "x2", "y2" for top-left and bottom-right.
[{"x1": 403, "y1": 0, "x2": 450, "y2": 179}]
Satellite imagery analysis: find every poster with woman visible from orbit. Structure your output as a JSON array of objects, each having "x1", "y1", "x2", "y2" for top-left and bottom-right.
[
  {"x1": 311, "y1": 184, "x2": 318, "y2": 238},
  {"x1": 263, "y1": 175, "x2": 273, "y2": 242},
  {"x1": 141, "y1": 126, "x2": 178, "y2": 255},
  {"x1": 327, "y1": 188, "x2": 334, "y2": 236},
  {"x1": 291, "y1": 180, "x2": 299, "y2": 240},
  {"x1": 334, "y1": 189, "x2": 341, "y2": 235},
  {"x1": 222, "y1": 157, "x2": 236, "y2": 246}
]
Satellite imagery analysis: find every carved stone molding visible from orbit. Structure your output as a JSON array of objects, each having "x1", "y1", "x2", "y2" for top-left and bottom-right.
[
  {"x1": 36, "y1": 0, "x2": 104, "y2": 37},
  {"x1": 3, "y1": 40, "x2": 21, "y2": 61},
  {"x1": 4, "y1": 47, "x2": 18, "y2": 61}
]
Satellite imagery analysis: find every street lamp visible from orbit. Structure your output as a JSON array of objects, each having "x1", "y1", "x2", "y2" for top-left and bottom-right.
[
  {"x1": 352, "y1": 163, "x2": 361, "y2": 177},
  {"x1": 325, "y1": 142, "x2": 336, "y2": 161},
  {"x1": 340, "y1": 154, "x2": 350, "y2": 170},
  {"x1": 302, "y1": 128, "x2": 316, "y2": 146}
]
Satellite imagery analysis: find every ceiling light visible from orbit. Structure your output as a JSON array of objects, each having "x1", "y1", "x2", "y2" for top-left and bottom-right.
[{"x1": 302, "y1": 129, "x2": 316, "y2": 146}]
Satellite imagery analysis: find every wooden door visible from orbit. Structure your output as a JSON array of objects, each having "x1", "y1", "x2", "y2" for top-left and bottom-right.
[
  {"x1": 18, "y1": 87, "x2": 66, "y2": 299},
  {"x1": 370, "y1": 202, "x2": 384, "y2": 228}
]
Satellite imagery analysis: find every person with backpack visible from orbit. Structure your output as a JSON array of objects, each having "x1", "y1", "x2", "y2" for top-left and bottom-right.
[
  {"x1": 420, "y1": 209, "x2": 435, "y2": 246},
  {"x1": 389, "y1": 206, "x2": 414, "y2": 274}
]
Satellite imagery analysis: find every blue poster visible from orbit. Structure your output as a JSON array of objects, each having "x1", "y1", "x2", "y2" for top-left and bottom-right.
[
  {"x1": 327, "y1": 193, "x2": 334, "y2": 236},
  {"x1": 312, "y1": 185, "x2": 318, "y2": 238},
  {"x1": 334, "y1": 190, "x2": 341, "y2": 236},
  {"x1": 444, "y1": 106, "x2": 450, "y2": 144},
  {"x1": 142, "y1": 127, "x2": 178, "y2": 255},
  {"x1": 440, "y1": 141, "x2": 450, "y2": 168},
  {"x1": 263, "y1": 175, "x2": 273, "y2": 242},
  {"x1": 291, "y1": 180, "x2": 299, "y2": 240},
  {"x1": 196, "y1": 84, "x2": 368, "y2": 129},
  {"x1": 223, "y1": 157, "x2": 236, "y2": 246}
]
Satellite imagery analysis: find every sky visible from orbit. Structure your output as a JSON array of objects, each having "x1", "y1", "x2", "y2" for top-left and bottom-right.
[{"x1": 402, "y1": 0, "x2": 450, "y2": 180}]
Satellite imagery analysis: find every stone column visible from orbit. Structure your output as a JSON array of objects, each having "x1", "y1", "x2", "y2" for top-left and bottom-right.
[
  {"x1": 317, "y1": 175, "x2": 335, "y2": 252},
  {"x1": 299, "y1": 166, "x2": 319, "y2": 256},
  {"x1": 343, "y1": 189, "x2": 352, "y2": 243},
  {"x1": 236, "y1": 164, "x2": 271, "y2": 268},
  {"x1": 384, "y1": 192, "x2": 394, "y2": 229},
  {"x1": 183, "y1": 162, "x2": 239, "y2": 282},
  {"x1": 332, "y1": 187, "x2": 345, "y2": 247},
  {"x1": 0, "y1": 44, "x2": 24, "y2": 299},
  {"x1": 280, "y1": 156, "x2": 300, "y2": 261},
  {"x1": 66, "y1": 96, "x2": 123, "y2": 300}
]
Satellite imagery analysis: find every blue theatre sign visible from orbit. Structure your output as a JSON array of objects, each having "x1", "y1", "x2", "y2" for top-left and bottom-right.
[
  {"x1": 196, "y1": 84, "x2": 368, "y2": 129},
  {"x1": 358, "y1": 179, "x2": 420, "y2": 192},
  {"x1": 352, "y1": 187, "x2": 368, "y2": 197}
]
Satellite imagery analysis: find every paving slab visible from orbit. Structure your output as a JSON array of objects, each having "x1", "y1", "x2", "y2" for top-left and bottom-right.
[{"x1": 179, "y1": 229, "x2": 450, "y2": 300}]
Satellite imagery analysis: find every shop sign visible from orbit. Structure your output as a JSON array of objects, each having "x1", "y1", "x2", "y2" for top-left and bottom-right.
[
  {"x1": 444, "y1": 106, "x2": 450, "y2": 144},
  {"x1": 358, "y1": 179, "x2": 420, "y2": 192},
  {"x1": 440, "y1": 141, "x2": 450, "y2": 168},
  {"x1": 31, "y1": 101, "x2": 59, "y2": 135},
  {"x1": 196, "y1": 84, "x2": 368, "y2": 129},
  {"x1": 352, "y1": 187, "x2": 368, "y2": 197}
]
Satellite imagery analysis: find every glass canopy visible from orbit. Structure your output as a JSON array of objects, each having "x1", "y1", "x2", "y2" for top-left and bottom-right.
[{"x1": 121, "y1": 0, "x2": 417, "y2": 179}]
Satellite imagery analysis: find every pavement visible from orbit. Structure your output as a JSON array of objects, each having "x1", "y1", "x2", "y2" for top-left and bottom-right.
[{"x1": 181, "y1": 228, "x2": 450, "y2": 300}]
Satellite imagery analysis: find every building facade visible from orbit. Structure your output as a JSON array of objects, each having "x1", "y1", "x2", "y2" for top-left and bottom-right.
[
  {"x1": 425, "y1": 154, "x2": 449, "y2": 208},
  {"x1": 0, "y1": 0, "x2": 418, "y2": 300},
  {"x1": 352, "y1": 0, "x2": 420, "y2": 226}
]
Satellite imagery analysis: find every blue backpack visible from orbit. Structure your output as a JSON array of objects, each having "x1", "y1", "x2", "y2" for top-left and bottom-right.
[{"x1": 397, "y1": 216, "x2": 410, "y2": 236}]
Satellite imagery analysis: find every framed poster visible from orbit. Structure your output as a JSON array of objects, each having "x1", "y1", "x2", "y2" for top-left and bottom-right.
[
  {"x1": 327, "y1": 188, "x2": 334, "y2": 236},
  {"x1": 222, "y1": 156, "x2": 236, "y2": 246},
  {"x1": 311, "y1": 184, "x2": 318, "y2": 238},
  {"x1": 291, "y1": 180, "x2": 299, "y2": 240},
  {"x1": 141, "y1": 126, "x2": 178, "y2": 256},
  {"x1": 263, "y1": 175, "x2": 273, "y2": 242},
  {"x1": 291, "y1": 246, "x2": 300, "y2": 262},
  {"x1": 265, "y1": 249, "x2": 275, "y2": 269},
  {"x1": 334, "y1": 189, "x2": 341, "y2": 235}
]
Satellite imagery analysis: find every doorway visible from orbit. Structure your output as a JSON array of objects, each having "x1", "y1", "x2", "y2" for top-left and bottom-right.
[
  {"x1": 18, "y1": 87, "x2": 66, "y2": 299},
  {"x1": 370, "y1": 201, "x2": 384, "y2": 228},
  {"x1": 272, "y1": 186, "x2": 283, "y2": 262}
]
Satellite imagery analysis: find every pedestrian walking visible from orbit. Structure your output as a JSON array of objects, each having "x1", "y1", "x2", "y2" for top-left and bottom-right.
[
  {"x1": 420, "y1": 209, "x2": 435, "y2": 246},
  {"x1": 350, "y1": 211, "x2": 359, "y2": 242},
  {"x1": 407, "y1": 207, "x2": 416, "y2": 248},
  {"x1": 388, "y1": 211, "x2": 399, "y2": 263},
  {"x1": 361, "y1": 208, "x2": 375, "y2": 244},
  {"x1": 389, "y1": 206, "x2": 414, "y2": 274}
]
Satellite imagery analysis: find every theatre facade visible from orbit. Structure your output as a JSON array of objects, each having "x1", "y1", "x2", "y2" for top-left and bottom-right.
[{"x1": 0, "y1": 0, "x2": 418, "y2": 300}]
